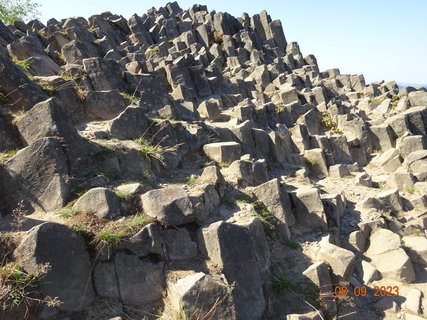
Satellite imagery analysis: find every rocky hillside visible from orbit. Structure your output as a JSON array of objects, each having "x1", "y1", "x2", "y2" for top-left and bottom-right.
[{"x1": 0, "y1": 2, "x2": 426, "y2": 320}]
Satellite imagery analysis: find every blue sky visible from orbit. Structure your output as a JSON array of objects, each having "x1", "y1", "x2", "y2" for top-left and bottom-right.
[{"x1": 36, "y1": 0, "x2": 427, "y2": 84}]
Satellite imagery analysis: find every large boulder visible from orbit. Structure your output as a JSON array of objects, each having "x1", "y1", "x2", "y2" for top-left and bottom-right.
[
  {"x1": 198, "y1": 216, "x2": 270, "y2": 320},
  {"x1": 0, "y1": 54, "x2": 47, "y2": 110},
  {"x1": 408, "y1": 91, "x2": 427, "y2": 107},
  {"x1": 0, "y1": 107, "x2": 20, "y2": 151},
  {"x1": 84, "y1": 90, "x2": 127, "y2": 120},
  {"x1": 15, "y1": 97, "x2": 78, "y2": 146},
  {"x1": 164, "y1": 228, "x2": 198, "y2": 260},
  {"x1": 203, "y1": 142, "x2": 241, "y2": 164},
  {"x1": 114, "y1": 251, "x2": 164, "y2": 305},
  {"x1": 83, "y1": 57, "x2": 125, "y2": 91},
  {"x1": 140, "y1": 186, "x2": 194, "y2": 226},
  {"x1": 73, "y1": 187, "x2": 122, "y2": 219},
  {"x1": 227, "y1": 159, "x2": 268, "y2": 187},
  {"x1": 366, "y1": 229, "x2": 415, "y2": 282},
  {"x1": 108, "y1": 105, "x2": 149, "y2": 140},
  {"x1": 316, "y1": 242, "x2": 355, "y2": 281},
  {"x1": 401, "y1": 236, "x2": 427, "y2": 266},
  {"x1": 168, "y1": 272, "x2": 236, "y2": 320},
  {"x1": 290, "y1": 187, "x2": 328, "y2": 232},
  {"x1": 3, "y1": 137, "x2": 70, "y2": 213},
  {"x1": 252, "y1": 178, "x2": 296, "y2": 237},
  {"x1": 14, "y1": 223, "x2": 95, "y2": 312},
  {"x1": 302, "y1": 262, "x2": 336, "y2": 316}
]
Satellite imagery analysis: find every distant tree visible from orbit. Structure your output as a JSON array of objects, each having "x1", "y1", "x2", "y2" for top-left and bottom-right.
[{"x1": 0, "y1": 0, "x2": 41, "y2": 24}]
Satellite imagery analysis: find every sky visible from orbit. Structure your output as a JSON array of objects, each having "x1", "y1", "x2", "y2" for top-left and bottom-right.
[{"x1": 35, "y1": 0, "x2": 427, "y2": 84}]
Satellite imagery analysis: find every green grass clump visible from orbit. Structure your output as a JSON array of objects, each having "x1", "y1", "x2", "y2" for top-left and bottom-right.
[
  {"x1": 0, "y1": 262, "x2": 60, "y2": 313},
  {"x1": 282, "y1": 237, "x2": 301, "y2": 249},
  {"x1": 119, "y1": 90, "x2": 135, "y2": 104},
  {"x1": 271, "y1": 274, "x2": 296, "y2": 293},
  {"x1": 182, "y1": 176, "x2": 198, "y2": 185},
  {"x1": 305, "y1": 157, "x2": 319, "y2": 167},
  {"x1": 41, "y1": 85, "x2": 55, "y2": 96},
  {"x1": 93, "y1": 145, "x2": 116, "y2": 161},
  {"x1": 275, "y1": 103, "x2": 285, "y2": 112},
  {"x1": 222, "y1": 195, "x2": 236, "y2": 207},
  {"x1": 321, "y1": 112, "x2": 343, "y2": 134},
  {"x1": 371, "y1": 96, "x2": 386, "y2": 107},
  {"x1": 235, "y1": 193, "x2": 254, "y2": 204},
  {"x1": 13, "y1": 59, "x2": 30, "y2": 70},
  {"x1": 219, "y1": 162, "x2": 230, "y2": 168},
  {"x1": 114, "y1": 189, "x2": 132, "y2": 202},
  {"x1": 94, "y1": 214, "x2": 149, "y2": 245},
  {"x1": 0, "y1": 149, "x2": 20, "y2": 164},
  {"x1": 389, "y1": 95, "x2": 399, "y2": 109},
  {"x1": 406, "y1": 187, "x2": 415, "y2": 194},
  {"x1": 59, "y1": 208, "x2": 78, "y2": 219},
  {"x1": 134, "y1": 137, "x2": 164, "y2": 159}
]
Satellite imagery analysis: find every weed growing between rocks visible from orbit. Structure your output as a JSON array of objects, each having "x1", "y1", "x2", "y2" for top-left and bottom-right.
[
  {"x1": 0, "y1": 148, "x2": 19, "y2": 164},
  {"x1": 11, "y1": 58, "x2": 30, "y2": 71},
  {"x1": 93, "y1": 214, "x2": 150, "y2": 247},
  {"x1": 0, "y1": 262, "x2": 61, "y2": 319},
  {"x1": 321, "y1": 112, "x2": 343, "y2": 134},
  {"x1": 282, "y1": 237, "x2": 301, "y2": 249}
]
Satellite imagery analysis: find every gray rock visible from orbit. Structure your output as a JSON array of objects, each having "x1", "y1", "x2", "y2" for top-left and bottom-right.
[
  {"x1": 0, "y1": 108, "x2": 20, "y2": 152},
  {"x1": 73, "y1": 187, "x2": 122, "y2": 219},
  {"x1": 370, "y1": 124, "x2": 396, "y2": 151},
  {"x1": 360, "y1": 260, "x2": 381, "y2": 284},
  {"x1": 199, "y1": 165, "x2": 226, "y2": 186},
  {"x1": 16, "y1": 97, "x2": 78, "y2": 146},
  {"x1": 408, "y1": 91, "x2": 427, "y2": 107},
  {"x1": 316, "y1": 241, "x2": 356, "y2": 281},
  {"x1": 0, "y1": 54, "x2": 47, "y2": 110},
  {"x1": 329, "y1": 164, "x2": 350, "y2": 178},
  {"x1": 93, "y1": 262, "x2": 120, "y2": 299},
  {"x1": 165, "y1": 228, "x2": 197, "y2": 260},
  {"x1": 14, "y1": 223, "x2": 95, "y2": 312},
  {"x1": 354, "y1": 172, "x2": 372, "y2": 187},
  {"x1": 140, "y1": 186, "x2": 194, "y2": 226},
  {"x1": 108, "y1": 105, "x2": 149, "y2": 140},
  {"x1": 370, "y1": 248, "x2": 415, "y2": 282},
  {"x1": 302, "y1": 262, "x2": 336, "y2": 316},
  {"x1": 401, "y1": 236, "x2": 427, "y2": 266},
  {"x1": 404, "y1": 288, "x2": 422, "y2": 315},
  {"x1": 3, "y1": 137, "x2": 70, "y2": 213},
  {"x1": 198, "y1": 217, "x2": 269, "y2": 320},
  {"x1": 123, "y1": 223, "x2": 164, "y2": 258},
  {"x1": 360, "y1": 189, "x2": 403, "y2": 213},
  {"x1": 227, "y1": 159, "x2": 268, "y2": 187},
  {"x1": 304, "y1": 148, "x2": 329, "y2": 177},
  {"x1": 252, "y1": 178, "x2": 296, "y2": 236},
  {"x1": 290, "y1": 187, "x2": 328, "y2": 232},
  {"x1": 83, "y1": 57, "x2": 125, "y2": 91},
  {"x1": 168, "y1": 272, "x2": 236, "y2": 320},
  {"x1": 203, "y1": 142, "x2": 241, "y2": 164},
  {"x1": 115, "y1": 251, "x2": 164, "y2": 305},
  {"x1": 26, "y1": 54, "x2": 61, "y2": 76},
  {"x1": 84, "y1": 90, "x2": 127, "y2": 120}
]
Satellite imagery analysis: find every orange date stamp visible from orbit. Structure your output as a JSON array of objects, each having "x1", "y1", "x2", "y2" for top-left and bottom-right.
[{"x1": 334, "y1": 285, "x2": 399, "y2": 297}]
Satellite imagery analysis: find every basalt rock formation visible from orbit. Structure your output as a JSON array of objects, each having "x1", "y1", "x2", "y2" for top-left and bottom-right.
[{"x1": 0, "y1": 2, "x2": 426, "y2": 320}]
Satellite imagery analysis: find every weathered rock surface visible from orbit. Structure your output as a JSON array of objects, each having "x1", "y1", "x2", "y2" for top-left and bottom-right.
[
  {"x1": 14, "y1": 223, "x2": 95, "y2": 312},
  {"x1": 2, "y1": 137, "x2": 70, "y2": 213},
  {"x1": 141, "y1": 186, "x2": 194, "y2": 226},
  {"x1": 199, "y1": 217, "x2": 269, "y2": 320},
  {"x1": 73, "y1": 187, "x2": 122, "y2": 219}
]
